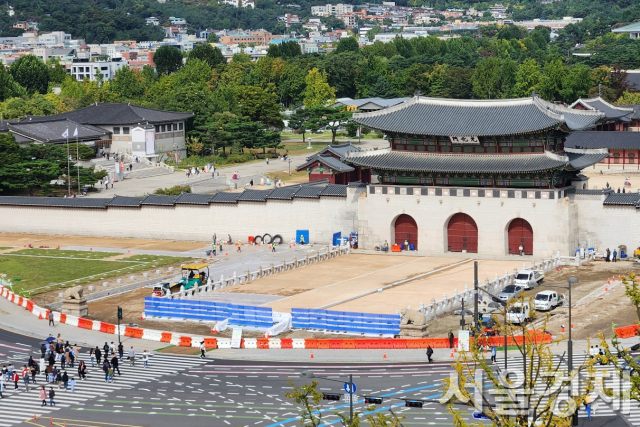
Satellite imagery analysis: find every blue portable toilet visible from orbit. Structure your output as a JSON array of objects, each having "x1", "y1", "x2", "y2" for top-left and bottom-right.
[
  {"x1": 296, "y1": 230, "x2": 309, "y2": 245},
  {"x1": 332, "y1": 232, "x2": 342, "y2": 246}
]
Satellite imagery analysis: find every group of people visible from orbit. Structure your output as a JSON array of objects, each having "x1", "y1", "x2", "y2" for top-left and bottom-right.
[
  {"x1": 605, "y1": 178, "x2": 635, "y2": 194},
  {"x1": 604, "y1": 248, "x2": 618, "y2": 262},
  {"x1": 185, "y1": 165, "x2": 215, "y2": 178}
]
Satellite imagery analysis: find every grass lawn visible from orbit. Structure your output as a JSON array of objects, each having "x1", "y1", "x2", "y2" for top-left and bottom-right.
[
  {"x1": 10, "y1": 248, "x2": 121, "y2": 259},
  {"x1": 0, "y1": 247, "x2": 13, "y2": 250},
  {"x1": 0, "y1": 250, "x2": 191, "y2": 295}
]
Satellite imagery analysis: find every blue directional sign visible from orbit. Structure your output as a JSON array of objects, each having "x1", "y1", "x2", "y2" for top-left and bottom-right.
[
  {"x1": 472, "y1": 411, "x2": 490, "y2": 420},
  {"x1": 344, "y1": 382, "x2": 357, "y2": 394}
]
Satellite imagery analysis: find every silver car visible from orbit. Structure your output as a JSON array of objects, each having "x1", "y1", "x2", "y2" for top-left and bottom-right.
[{"x1": 498, "y1": 285, "x2": 524, "y2": 302}]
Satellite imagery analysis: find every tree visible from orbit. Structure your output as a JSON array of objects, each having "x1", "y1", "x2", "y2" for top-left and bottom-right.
[
  {"x1": 537, "y1": 59, "x2": 567, "y2": 101},
  {"x1": 236, "y1": 85, "x2": 284, "y2": 128},
  {"x1": 560, "y1": 64, "x2": 593, "y2": 103},
  {"x1": 206, "y1": 33, "x2": 220, "y2": 43},
  {"x1": 288, "y1": 109, "x2": 312, "y2": 142},
  {"x1": 47, "y1": 61, "x2": 68, "y2": 85},
  {"x1": 471, "y1": 57, "x2": 503, "y2": 99},
  {"x1": 154, "y1": 45, "x2": 184, "y2": 75},
  {"x1": 616, "y1": 91, "x2": 640, "y2": 105},
  {"x1": 335, "y1": 37, "x2": 359, "y2": 54},
  {"x1": 267, "y1": 40, "x2": 302, "y2": 60},
  {"x1": 108, "y1": 66, "x2": 146, "y2": 101},
  {"x1": 303, "y1": 68, "x2": 336, "y2": 109},
  {"x1": 307, "y1": 106, "x2": 353, "y2": 144},
  {"x1": 188, "y1": 44, "x2": 226, "y2": 69},
  {"x1": 9, "y1": 55, "x2": 50, "y2": 95},
  {"x1": 365, "y1": 26, "x2": 383, "y2": 42},
  {"x1": 369, "y1": 76, "x2": 396, "y2": 98},
  {"x1": 513, "y1": 58, "x2": 541, "y2": 98},
  {"x1": 0, "y1": 66, "x2": 25, "y2": 102}
]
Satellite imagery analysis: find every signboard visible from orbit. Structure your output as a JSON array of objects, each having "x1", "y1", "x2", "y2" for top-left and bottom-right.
[
  {"x1": 230, "y1": 327, "x2": 243, "y2": 349},
  {"x1": 449, "y1": 135, "x2": 480, "y2": 145},
  {"x1": 458, "y1": 330, "x2": 470, "y2": 352},
  {"x1": 344, "y1": 382, "x2": 357, "y2": 394},
  {"x1": 344, "y1": 394, "x2": 359, "y2": 403}
]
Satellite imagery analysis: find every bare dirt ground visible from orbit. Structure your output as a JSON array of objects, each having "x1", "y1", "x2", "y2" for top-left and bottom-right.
[
  {"x1": 428, "y1": 259, "x2": 638, "y2": 340},
  {"x1": 0, "y1": 232, "x2": 206, "y2": 251}
]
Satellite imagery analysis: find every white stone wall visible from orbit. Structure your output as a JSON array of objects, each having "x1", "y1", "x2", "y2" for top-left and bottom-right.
[
  {"x1": 356, "y1": 186, "x2": 576, "y2": 257},
  {"x1": 0, "y1": 196, "x2": 358, "y2": 244}
]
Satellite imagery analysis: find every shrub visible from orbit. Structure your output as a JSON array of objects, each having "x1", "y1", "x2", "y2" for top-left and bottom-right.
[{"x1": 153, "y1": 185, "x2": 191, "y2": 196}]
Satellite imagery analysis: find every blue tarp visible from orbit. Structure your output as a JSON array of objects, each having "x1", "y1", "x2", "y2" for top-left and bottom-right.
[
  {"x1": 292, "y1": 308, "x2": 400, "y2": 335},
  {"x1": 144, "y1": 298, "x2": 273, "y2": 327}
]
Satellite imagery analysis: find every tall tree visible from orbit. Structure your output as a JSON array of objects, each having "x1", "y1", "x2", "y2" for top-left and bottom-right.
[
  {"x1": 0, "y1": 66, "x2": 25, "y2": 102},
  {"x1": 513, "y1": 58, "x2": 542, "y2": 98},
  {"x1": 335, "y1": 37, "x2": 359, "y2": 54},
  {"x1": 188, "y1": 44, "x2": 226, "y2": 69},
  {"x1": 154, "y1": 46, "x2": 184, "y2": 75},
  {"x1": 9, "y1": 55, "x2": 50, "y2": 95},
  {"x1": 303, "y1": 68, "x2": 335, "y2": 109},
  {"x1": 236, "y1": 85, "x2": 284, "y2": 128},
  {"x1": 471, "y1": 57, "x2": 503, "y2": 99}
]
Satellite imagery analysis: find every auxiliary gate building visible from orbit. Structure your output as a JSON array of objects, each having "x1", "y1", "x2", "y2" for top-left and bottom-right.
[{"x1": 1, "y1": 95, "x2": 638, "y2": 258}]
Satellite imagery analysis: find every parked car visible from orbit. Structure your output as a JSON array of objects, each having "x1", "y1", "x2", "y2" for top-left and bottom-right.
[
  {"x1": 534, "y1": 291, "x2": 559, "y2": 311},
  {"x1": 498, "y1": 284, "x2": 524, "y2": 302},
  {"x1": 514, "y1": 270, "x2": 544, "y2": 290},
  {"x1": 506, "y1": 302, "x2": 532, "y2": 324}
]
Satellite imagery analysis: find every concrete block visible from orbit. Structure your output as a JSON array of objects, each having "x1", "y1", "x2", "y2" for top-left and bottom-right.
[
  {"x1": 102, "y1": 282, "x2": 109, "y2": 287},
  {"x1": 117, "y1": 279, "x2": 123, "y2": 284}
]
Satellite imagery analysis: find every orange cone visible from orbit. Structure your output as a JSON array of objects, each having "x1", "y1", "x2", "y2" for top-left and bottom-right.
[
  {"x1": 128, "y1": 249, "x2": 130, "y2": 254},
  {"x1": 383, "y1": 352, "x2": 387, "y2": 359},
  {"x1": 34, "y1": 412, "x2": 37, "y2": 421},
  {"x1": 225, "y1": 252, "x2": 228, "y2": 256},
  {"x1": 210, "y1": 254, "x2": 213, "y2": 259},
  {"x1": 561, "y1": 325, "x2": 565, "y2": 333},
  {"x1": 38, "y1": 313, "x2": 43, "y2": 320},
  {"x1": 310, "y1": 352, "x2": 314, "y2": 359},
  {"x1": 605, "y1": 286, "x2": 608, "y2": 292},
  {"x1": 607, "y1": 278, "x2": 611, "y2": 284},
  {"x1": 50, "y1": 417, "x2": 53, "y2": 427},
  {"x1": 450, "y1": 349, "x2": 454, "y2": 358}
]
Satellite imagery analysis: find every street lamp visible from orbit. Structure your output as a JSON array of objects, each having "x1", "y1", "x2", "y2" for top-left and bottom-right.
[
  {"x1": 307, "y1": 138, "x2": 312, "y2": 150},
  {"x1": 301, "y1": 370, "x2": 355, "y2": 424},
  {"x1": 288, "y1": 157, "x2": 292, "y2": 176}
]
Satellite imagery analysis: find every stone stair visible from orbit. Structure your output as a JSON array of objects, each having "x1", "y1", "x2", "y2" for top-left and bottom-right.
[{"x1": 124, "y1": 166, "x2": 174, "y2": 179}]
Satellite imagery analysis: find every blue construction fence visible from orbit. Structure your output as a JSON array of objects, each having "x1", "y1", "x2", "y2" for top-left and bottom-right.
[
  {"x1": 292, "y1": 308, "x2": 401, "y2": 335},
  {"x1": 144, "y1": 298, "x2": 273, "y2": 328}
]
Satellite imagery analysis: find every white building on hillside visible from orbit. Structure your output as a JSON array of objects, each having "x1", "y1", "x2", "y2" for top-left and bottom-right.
[{"x1": 311, "y1": 3, "x2": 353, "y2": 17}]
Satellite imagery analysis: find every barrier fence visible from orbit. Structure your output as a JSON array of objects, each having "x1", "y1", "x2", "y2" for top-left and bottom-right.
[{"x1": 292, "y1": 308, "x2": 400, "y2": 335}]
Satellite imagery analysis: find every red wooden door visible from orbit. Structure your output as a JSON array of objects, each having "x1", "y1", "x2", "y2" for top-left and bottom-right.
[
  {"x1": 394, "y1": 214, "x2": 418, "y2": 250},
  {"x1": 508, "y1": 218, "x2": 533, "y2": 255},
  {"x1": 447, "y1": 213, "x2": 478, "y2": 253}
]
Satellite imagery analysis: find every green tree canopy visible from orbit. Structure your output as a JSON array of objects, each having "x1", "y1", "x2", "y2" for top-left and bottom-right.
[
  {"x1": 9, "y1": 55, "x2": 50, "y2": 95},
  {"x1": 154, "y1": 45, "x2": 184, "y2": 76},
  {"x1": 335, "y1": 37, "x2": 359, "y2": 54},
  {"x1": 303, "y1": 68, "x2": 336, "y2": 109},
  {"x1": 188, "y1": 44, "x2": 226, "y2": 69}
]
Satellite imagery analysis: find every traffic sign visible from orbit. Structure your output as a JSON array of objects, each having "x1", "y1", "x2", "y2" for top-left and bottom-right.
[
  {"x1": 344, "y1": 382, "x2": 357, "y2": 394},
  {"x1": 472, "y1": 411, "x2": 490, "y2": 420}
]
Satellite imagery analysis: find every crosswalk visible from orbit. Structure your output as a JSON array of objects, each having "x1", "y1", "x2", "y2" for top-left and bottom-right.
[{"x1": 0, "y1": 352, "x2": 208, "y2": 427}]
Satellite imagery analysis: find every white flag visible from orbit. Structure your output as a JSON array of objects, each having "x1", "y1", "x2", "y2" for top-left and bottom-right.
[
  {"x1": 73, "y1": 127, "x2": 78, "y2": 137},
  {"x1": 62, "y1": 128, "x2": 69, "y2": 138}
]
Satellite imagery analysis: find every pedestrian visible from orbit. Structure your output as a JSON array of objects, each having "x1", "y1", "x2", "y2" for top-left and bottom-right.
[
  {"x1": 111, "y1": 354, "x2": 120, "y2": 376},
  {"x1": 266, "y1": 157, "x2": 269, "y2": 165},
  {"x1": 103, "y1": 342, "x2": 110, "y2": 359},
  {"x1": 40, "y1": 386, "x2": 46, "y2": 406},
  {"x1": 606, "y1": 248, "x2": 611, "y2": 262},
  {"x1": 110, "y1": 342, "x2": 116, "y2": 355},
  {"x1": 89, "y1": 348, "x2": 95, "y2": 367},
  {"x1": 48, "y1": 311, "x2": 55, "y2": 326},
  {"x1": 585, "y1": 394, "x2": 592, "y2": 420},
  {"x1": 62, "y1": 371, "x2": 69, "y2": 391},
  {"x1": 200, "y1": 341, "x2": 206, "y2": 359},
  {"x1": 60, "y1": 351, "x2": 66, "y2": 370},
  {"x1": 30, "y1": 365, "x2": 37, "y2": 383},
  {"x1": 41, "y1": 343, "x2": 47, "y2": 358},
  {"x1": 22, "y1": 366, "x2": 30, "y2": 391},
  {"x1": 95, "y1": 346, "x2": 102, "y2": 365},
  {"x1": 128, "y1": 347, "x2": 136, "y2": 366},
  {"x1": 236, "y1": 242, "x2": 241, "y2": 252},
  {"x1": 70, "y1": 377, "x2": 75, "y2": 393},
  {"x1": 142, "y1": 350, "x2": 149, "y2": 368},
  {"x1": 426, "y1": 345, "x2": 433, "y2": 363},
  {"x1": 12, "y1": 370, "x2": 19, "y2": 390},
  {"x1": 448, "y1": 330, "x2": 454, "y2": 349},
  {"x1": 271, "y1": 242, "x2": 276, "y2": 252},
  {"x1": 0, "y1": 374, "x2": 3, "y2": 398},
  {"x1": 212, "y1": 244, "x2": 217, "y2": 257},
  {"x1": 491, "y1": 346, "x2": 497, "y2": 364},
  {"x1": 48, "y1": 387, "x2": 56, "y2": 406},
  {"x1": 118, "y1": 342, "x2": 124, "y2": 361},
  {"x1": 102, "y1": 360, "x2": 110, "y2": 382},
  {"x1": 55, "y1": 370, "x2": 62, "y2": 389},
  {"x1": 78, "y1": 361, "x2": 86, "y2": 380},
  {"x1": 613, "y1": 249, "x2": 618, "y2": 262}
]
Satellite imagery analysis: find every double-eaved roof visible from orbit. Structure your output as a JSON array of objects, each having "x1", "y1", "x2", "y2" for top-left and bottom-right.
[
  {"x1": 565, "y1": 131, "x2": 640, "y2": 150},
  {"x1": 352, "y1": 95, "x2": 604, "y2": 137},
  {"x1": 345, "y1": 148, "x2": 608, "y2": 174},
  {"x1": 296, "y1": 142, "x2": 361, "y2": 173},
  {"x1": 569, "y1": 97, "x2": 634, "y2": 121},
  {"x1": 20, "y1": 103, "x2": 194, "y2": 126}
]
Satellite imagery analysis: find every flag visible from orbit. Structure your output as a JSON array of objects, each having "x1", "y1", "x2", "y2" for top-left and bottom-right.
[
  {"x1": 73, "y1": 127, "x2": 78, "y2": 137},
  {"x1": 62, "y1": 128, "x2": 69, "y2": 138}
]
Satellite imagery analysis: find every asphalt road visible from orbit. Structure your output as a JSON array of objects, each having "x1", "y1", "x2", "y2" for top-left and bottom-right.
[{"x1": 0, "y1": 328, "x2": 632, "y2": 427}]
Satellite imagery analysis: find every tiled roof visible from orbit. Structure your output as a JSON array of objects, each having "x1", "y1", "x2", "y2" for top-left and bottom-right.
[
  {"x1": 565, "y1": 151, "x2": 610, "y2": 169},
  {"x1": 575, "y1": 189, "x2": 607, "y2": 195},
  {"x1": 294, "y1": 185, "x2": 325, "y2": 198},
  {"x1": 140, "y1": 195, "x2": 179, "y2": 206},
  {"x1": 346, "y1": 150, "x2": 569, "y2": 173},
  {"x1": 174, "y1": 193, "x2": 213, "y2": 205},
  {"x1": 297, "y1": 154, "x2": 354, "y2": 173},
  {"x1": 20, "y1": 103, "x2": 194, "y2": 126},
  {"x1": 9, "y1": 119, "x2": 109, "y2": 144},
  {"x1": 237, "y1": 189, "x2": 273, "y2": 202},
  {"x1": 570, "y1": 97, "x2": 634, "y2": 120},
  {"x1": 612, "y1": 22, "x2": 640, "y2": 33},
  {"x1": 565, "y1": 131, "x2": 640, "y2": 150},
  {"x1": 603, "y1": 192, "x2": 640, "y2": 206},
  {"x1": 334, "y1": 97, "x2": 410, "y2": 109},
  {"x1": 320, "y1": 184, "x2": 347, "y2": 197},
  {"x1": 317, "y1": 142, "x2": 361, "y2": 158},
  {"x1": 0, "y1": 197, "x2": 108, "y2": 208},
  {"x1": 210, "y1": 192, "x2": 241, "y2": 204},
  {"x1": 352, "y1": 96, "x2": 603, "y2": 137},
  {"x1": 106, "y1": 196, "x2": 143, "y2": 207},
  {"x1": 267, "y1": 187, "x2": 300, "y2": 200}
]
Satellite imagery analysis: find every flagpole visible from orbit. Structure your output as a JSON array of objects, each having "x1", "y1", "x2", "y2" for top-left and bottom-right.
[
  {"x1": 76, "y1": 129, "x2": 80, "y2": 195},
  {"x1": 66, "y1": 129, "x2": 70, "y2": 196}
]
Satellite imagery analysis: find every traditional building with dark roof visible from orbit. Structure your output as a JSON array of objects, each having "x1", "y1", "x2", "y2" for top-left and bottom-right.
[{"x1": 296, "y1": 142, "x2": 370, "y2": 184}]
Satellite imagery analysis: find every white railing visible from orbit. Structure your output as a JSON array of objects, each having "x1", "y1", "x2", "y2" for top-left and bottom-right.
[
  {"x1": 410, "y1": 257, "x2": 562, "y2": 321},
  {"x1": 163, "y1": 246, "x2": 351, "y2": 299}
]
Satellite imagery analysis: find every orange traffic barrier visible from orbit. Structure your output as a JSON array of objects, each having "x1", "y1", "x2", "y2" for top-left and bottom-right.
[
  {"x1": 280, "y1": 338, "x2": 293, "y2": 349},
  {"x1": 342, "y1": 339, "x2": 356, "y2": 349},
  {"x1": 160, "y1": 332, "x2": 172, "y2": 342},
  {"x1": 256, "y1": 338, "x2": 269, "y2": 349},
  {"x1": 316, "y1": 339, "x2": 331, "y2": 349},
  {"x1": 355, "y1": 340, "x2": 369, "y2": 349},
  {"x1": 100, "y1": 323, "x2": 115, "y2": 334},
  {"x1": 179, "y1": 336, "x2": 192, "y2": 347},
  {"x1": 305, "y1": 339, "x2": 318, "y2": 349},
  {"x1": 204, "y1": 338, "x2": 217, "y2": 349},
  {"x1": 392, "y1": 339, "x2": 407, "y2": 349},
  {"x1": 329, "y1": 339, "x2": 343, "y2": 349},
  {"x1": 59, "y1": 313, "x2": 67, "y2": 324},
  {"x1": 78, "y1": 318, "x2": 93, "y2": 329},
  {"x1": 405, "y1": 339, "x2": 423, "y2": 349},
  {"x1": 26, "y1": 300, "x2": 33, "y2": 311}
]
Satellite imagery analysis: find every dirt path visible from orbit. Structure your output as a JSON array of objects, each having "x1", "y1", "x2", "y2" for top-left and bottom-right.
[{"x1": 0, "y1": 233, "x2": 206, "y2": 251}]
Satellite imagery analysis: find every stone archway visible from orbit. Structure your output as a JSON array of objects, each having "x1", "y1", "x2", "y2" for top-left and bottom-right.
[
  {"x1": 394, "y1": 214, "x2": 418, "y2": 250},
  {"x1": 507, "y1": 218, "x2": 533, "y2": 255},
  {"x1": 447, "y1": 213, "x2": 478, "y2": 253}
]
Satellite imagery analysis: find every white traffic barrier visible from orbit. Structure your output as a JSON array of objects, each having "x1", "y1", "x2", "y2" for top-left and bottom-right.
[
  {"x1": 243, "y1": 338, "x2": 258, "y2": 349},
  {"x1": 64, "y1": 315, "x2": 79, "y2": 327},
  {"x1": 292, "y1": 339, "x2": 306, "y2": 349},
  {"x1": 170, "y1": 336, "x2": 182, "y2": 346},
  {"x1": 191, "y1": 336, "x2": 205, "y2": 348},
  {"x1": 53, "y1": 312, "x2": 62, "y2": 322},
  {"x1": 268, "y1": 338, "x2": 282, "y2": 349},
  {"x1": 142, "y1": 330, "x2": 162, "y2": 342},
  {"x1": 92, "y1": 321, "x2": 102, "y2": 331},
  {"x1": 216, "y1": 338, "x2": 232, "y2": 349}
]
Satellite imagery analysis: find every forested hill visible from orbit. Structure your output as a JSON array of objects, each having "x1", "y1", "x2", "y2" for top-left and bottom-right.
[{"x1": 2, "y1": 0, "x2": 640, "y2": 44}]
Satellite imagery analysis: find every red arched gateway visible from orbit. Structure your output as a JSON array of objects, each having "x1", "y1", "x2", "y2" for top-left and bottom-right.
[
  {"x1": 394, "y1": 214, "x2": 418, "y2": 250},
  {"x1": 447, "y1": 213, "x2": 478, "y2": 253},
  {"x1": 508, "y1": 218, "x2": 533, "y2": 255}
]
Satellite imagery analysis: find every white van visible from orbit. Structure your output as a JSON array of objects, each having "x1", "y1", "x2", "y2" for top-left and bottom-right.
[
  {"x1": 514, "y1": 270, "x2": 544, "y2": 290},
  {"x1": 534, "y1": 291, "x2": 559, "y2": 311},
  {"x1": 507, "y1": 302, "x2": 531, "y2": 324}
]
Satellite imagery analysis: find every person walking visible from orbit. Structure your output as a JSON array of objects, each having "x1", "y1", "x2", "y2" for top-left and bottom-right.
[
  {"x1": 12, "y1": 370, "x2": 19, "y2": 390},
  {"x1": 94, "y1": 346, "x2": 102, "y2": 366},
  {"x1": 585, "y1": 394, "x2": 593, "y2": 420},
  {"x1": 60, "y1": 351, "x2": 66, "y2": 370},
  {"x1": 606, "y1": 248, "x2": 611, "y2": 262},
  {"x1": 426, "y1": 345, "x2": 433, "y2": 363},
  {"x1": 41, "y1": 343, "x2": 47, "y2": 358},
  {"x1": 613, "y1": 249, "x2": 618, "y2": 262},
  {"x1": 200, "y1": 341, "x2": 206, "y2": 359},
  {"x1": 102, "y1": 360, "x2": 110, "y2": 382},
  {"x1": 70, "y1": 377, "x2": 76, "y2": 393},
  {"x1": 103, "y1": 342, "x2": 110, "y2": 360},
  {"x1": 111, "y1": 354, "x2": 120, "y2": 376},
  {"x1": 48, "y1": 312, "x2": 55, "y2": 326},
  {"x1": 48, "y1": 387, "x2": 55, "y2": 406},
  {"x1": 0, "y1": 375, "x2": 3, "y2": 398},
  {"x1": 78, "y1": 361, "x2": 86, "y2": 380},
  {"x1": 491, "y1": 346, "x2": 497, "y2": 364},
  {"x1": 22, "y1": 366, "x2": 30, "y2": 391},
  {"x1": 89, "y1": 348, "x2": 95, "y2": 367},
  {"x1": 62, "y1": 371, "x2": 69, "y2": 391},
  {"x1": 39, "y1": 386, "x2": 47, "y2": 406},
  {"x1": 142, "y1": 350, "x2": 149, "y2": 368},
  {"x1": 271, "y1": 242, "x2": 276, "y2": 253},
  {"x1": 128, "y1": 347, "x2": 136, "y2": 366},
  {"x1": 118, "y1": 343, "x2": 124, "y2": 361},
  {"x1": 448, "y1": 330, "x2": 454, "y2": 349}
]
